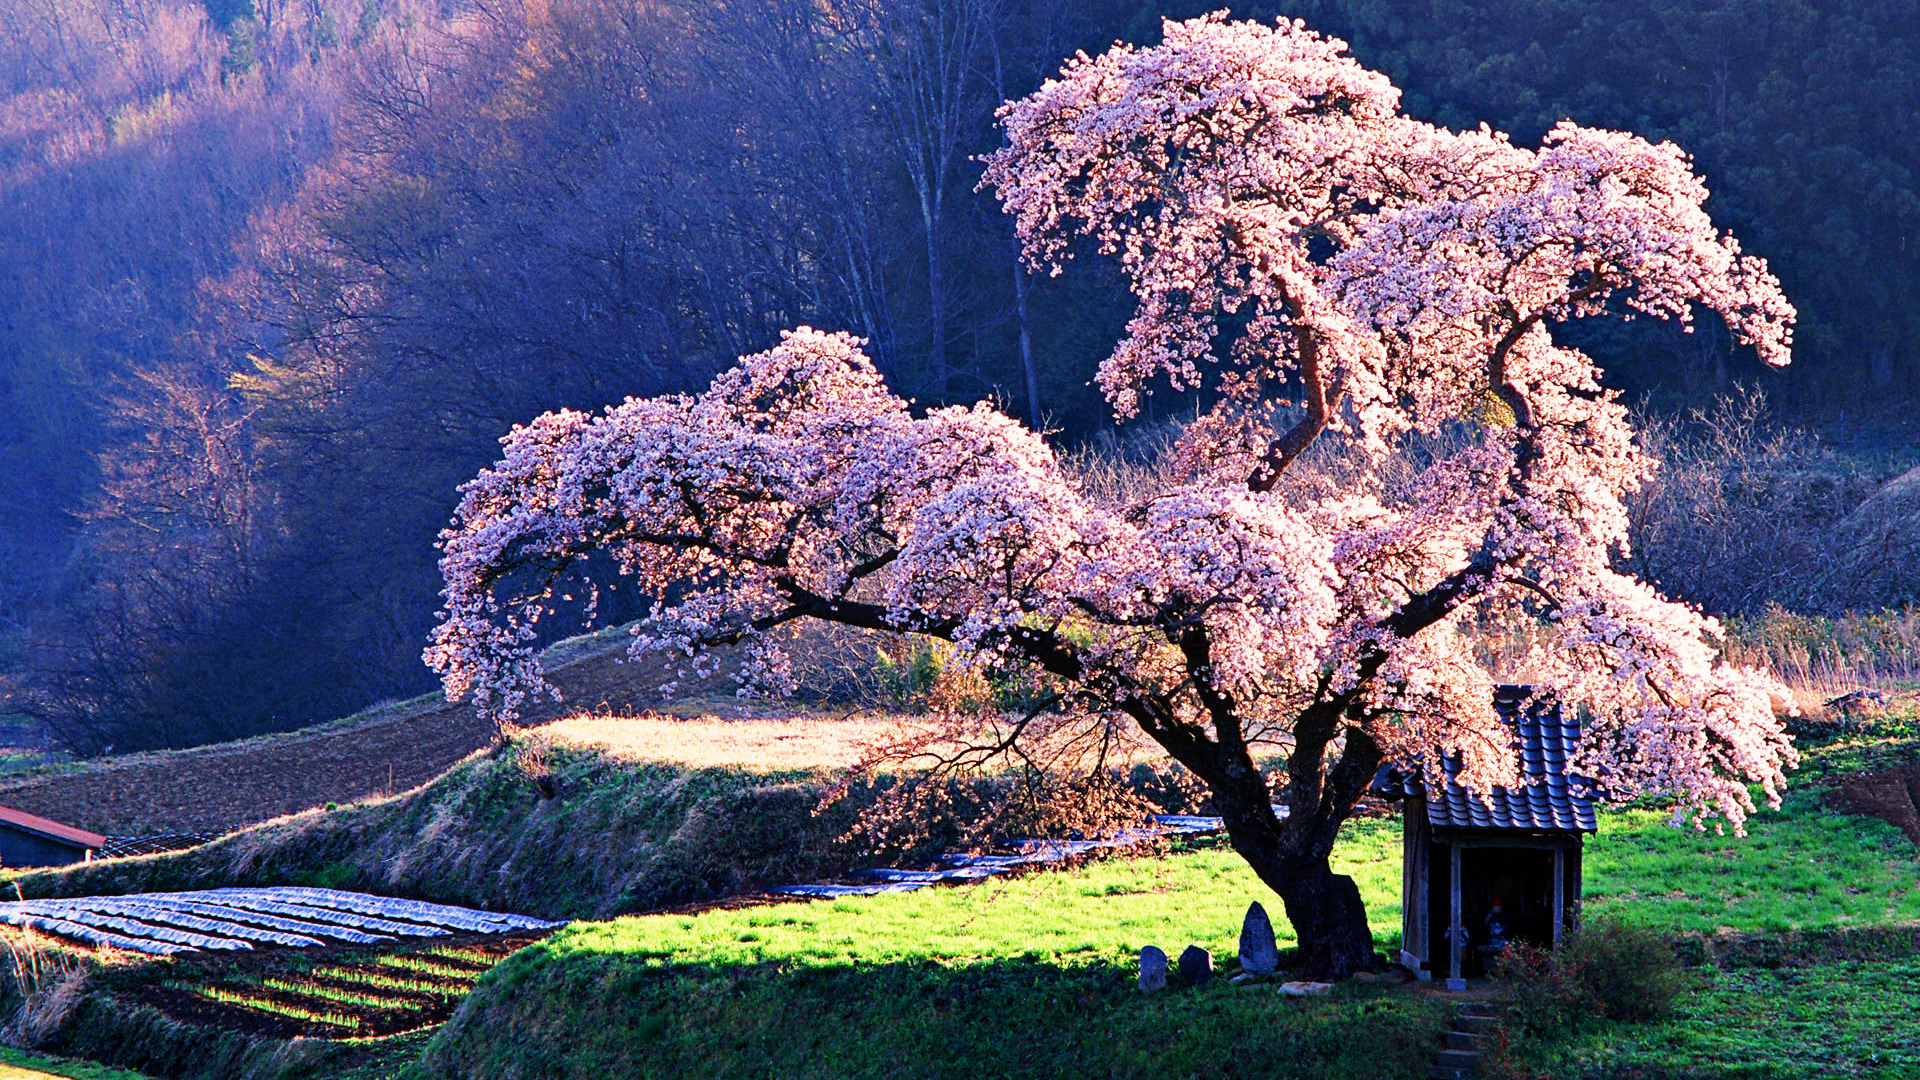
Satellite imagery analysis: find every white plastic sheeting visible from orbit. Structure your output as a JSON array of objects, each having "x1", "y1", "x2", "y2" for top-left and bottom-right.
[
  {"x1": 0, "y1": 887, "x2": 565, "y2": 956},
  {"x1": 776, "y1": 807, "x2": 1289, "y2": 899}
]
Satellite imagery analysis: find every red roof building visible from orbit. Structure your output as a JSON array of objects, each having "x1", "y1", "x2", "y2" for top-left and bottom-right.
[{"x1": 0, "y1": 805, "x2": 106, "y2": 868}]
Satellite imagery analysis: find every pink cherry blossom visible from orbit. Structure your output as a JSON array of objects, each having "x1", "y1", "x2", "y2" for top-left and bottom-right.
[{"x1": 430, "y1": 15, "x2": 1797, "y2": 979}]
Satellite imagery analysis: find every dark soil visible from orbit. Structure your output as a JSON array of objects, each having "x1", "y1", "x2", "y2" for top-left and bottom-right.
[
  {"x1": 117, "y1": 930, "x2": 551, "y2": 1040},
  {"x1": 0, "y1": 645, "x2": 676, "y2": 834},
  {"x1": 1828, "y1": 763, "x2": 1920, "y2": 846}
]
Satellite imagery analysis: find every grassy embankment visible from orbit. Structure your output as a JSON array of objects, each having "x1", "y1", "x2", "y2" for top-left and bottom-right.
[
  {"x1": 418, "y1": 821, "x2": 1448, "y2": 1080},
  {"x1": 1512, "y1": 728, "x2": 1920, "y2": 1080},
  {"x1": 1, "y1": 728, "x2": 887, "y2": 921},
  {"x1": 1514, "y1": 961, "x2": 1920, "y2": 1079},
  {"x1": 4, "y1": 620, "x2": 1916, "y2": 1079},
  {"x1": 6, "y1": 718, "x2": 1919, "y2": 1079},
  {"x1": 5, "y1": 742, "x2": 1920, "y2": 1079}
]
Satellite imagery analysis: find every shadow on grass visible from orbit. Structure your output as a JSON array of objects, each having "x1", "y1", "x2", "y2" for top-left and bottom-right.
[{"x1": 416, "y1": 951, "x2": 1450, "y2": 1080}]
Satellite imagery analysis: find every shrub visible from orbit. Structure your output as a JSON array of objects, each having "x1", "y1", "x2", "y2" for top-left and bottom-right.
[
  {"x1": 1494, "y1": 940, "x2": 1564, "y2": 1032},
  {"x1": 1495, "y1": 918, "x2": 1686, "y2": 1032},
  {"x1": 1565, "y1": 919, "x2": 1687, "y2": 1021},
  {"x1": 1628, "y1": 390, "x2": 1918, "y2": 617}
]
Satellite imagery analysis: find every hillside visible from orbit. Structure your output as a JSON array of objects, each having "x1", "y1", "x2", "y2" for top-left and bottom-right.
[
  {"x1": 419, "y1": 768, "x2": 1920, "y2": 1079},
  {"x1": 0, "y1": 711, "x2": 975, "y2": 921},
  {"x1": 0, "y1": 628, "x2": 695, "y2": 835}
]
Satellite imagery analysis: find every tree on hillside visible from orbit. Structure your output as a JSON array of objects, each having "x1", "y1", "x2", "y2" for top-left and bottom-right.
[{"x1": 425, "y1": 15, "x2": 1797, "y2": 979}]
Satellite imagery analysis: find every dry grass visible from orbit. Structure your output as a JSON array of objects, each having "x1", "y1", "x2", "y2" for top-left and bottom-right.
[
  {"x1": 1719, "y1": 607, "x2": 1920, "y2": 730},
  {"x1": 533, "y1": 710, "x2": 1180, "y2": 773},
  {"x1": 531, "y1": 712, "x2": 925, "y2": 771},
  {"x1": 0, "y1": 931, "x2": 89, "y2": 1047}
]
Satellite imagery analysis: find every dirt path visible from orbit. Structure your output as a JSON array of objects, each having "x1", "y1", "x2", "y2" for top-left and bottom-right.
[{"x1": 0, "y1": 647, "x2": 672, "y2": 835}]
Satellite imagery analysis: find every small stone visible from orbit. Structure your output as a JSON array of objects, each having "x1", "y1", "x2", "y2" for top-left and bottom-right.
[
  {"x1": 1138, "y1": 945, "x2": 1168, "y2": 992},
  {"x1": 1278, "y1": 980, "x2": 1334, "y2": 997},
  {"x1": 1229, "y1": 971, "x2": 1267, "y2": 987},
  {"x1": 1239, "y1": 902, "x2": 1281, "y2": 974},
  {"x1": 1178, "y1": 944, "x2": 1212, "y2": 985}
]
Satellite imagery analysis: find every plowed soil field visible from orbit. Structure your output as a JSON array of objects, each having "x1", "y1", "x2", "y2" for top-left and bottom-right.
[{"x1": 0, "y1": 645, "x2": 674, "y2": 835}]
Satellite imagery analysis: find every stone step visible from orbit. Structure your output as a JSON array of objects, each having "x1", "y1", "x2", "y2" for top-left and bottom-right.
[
  {"x1": 1427, "y1": 1066, "x2": 1476, "y2": 1080},
  {"x1": 1455, "y1": 1001, "x2": 1501, "y2": 1019},
  {"x1": 1454, "y1": 1015, "x2": 1501, "y2": 1034},
  {"x1": 1435, "y1": 1049, "x2": 1481, "y2": 1069},
  {"x1": 1445, "y1": 1030, "x2": 1485, "y2": 1051}
]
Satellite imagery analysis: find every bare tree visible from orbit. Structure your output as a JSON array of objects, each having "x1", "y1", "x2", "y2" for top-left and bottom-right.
[{"x1": 839, "y1": 0, "x2": 999, "y2": 398}]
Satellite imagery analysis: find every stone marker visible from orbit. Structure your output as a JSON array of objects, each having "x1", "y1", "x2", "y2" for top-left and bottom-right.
[
  {"x1": 1239, "y1": 901, "x2": 1280, "y2": 974},
  {"x1": 1278, "y1": 980, "x2": 1334, "y2": 997},
  {"x1": 1178, "y1": 944, "x2": 1213, "y2": 985},
  {"x1": 1138, "y1": 945, "x2": 1168, "y2": 992}
]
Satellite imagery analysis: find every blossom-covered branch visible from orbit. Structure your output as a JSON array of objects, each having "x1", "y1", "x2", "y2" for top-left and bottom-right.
[{"x1": 431, "y1": 14, "x2": 1798, "y2": 978}]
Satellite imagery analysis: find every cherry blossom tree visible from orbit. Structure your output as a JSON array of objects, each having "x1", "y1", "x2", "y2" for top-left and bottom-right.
[{"x1": 426, "y1": 14, "x2": 1798, "y2": 979}]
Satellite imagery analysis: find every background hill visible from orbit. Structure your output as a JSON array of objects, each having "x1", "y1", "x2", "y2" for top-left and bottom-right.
[{"x1": 1, "y1": 0, "x2": 1917, "y2": 757}]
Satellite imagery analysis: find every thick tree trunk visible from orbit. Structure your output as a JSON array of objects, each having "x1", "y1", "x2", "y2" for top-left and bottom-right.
[
  {"x1": 1275, "y1": 862, "x2": 1377, "y2": 980},
  {"x1": 1222, "y1": 824, "x2": 1379, "y2": 981},
  {"x1": 1189, "y1": 715, "x2": 1383, "y2": 981}
]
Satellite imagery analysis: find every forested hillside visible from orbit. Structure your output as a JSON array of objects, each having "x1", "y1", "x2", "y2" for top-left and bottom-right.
[{"x1": 3, "y1": 0, "x2": 1916, "y2": 754}]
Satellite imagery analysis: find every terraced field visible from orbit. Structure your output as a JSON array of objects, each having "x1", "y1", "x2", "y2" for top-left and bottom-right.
[
  {"x1": 0, "y1": 888, "x2": 565, "y2": 1056},
  {"x1": 127, "y1": 933, "x2": 547, "y2": 1040}
]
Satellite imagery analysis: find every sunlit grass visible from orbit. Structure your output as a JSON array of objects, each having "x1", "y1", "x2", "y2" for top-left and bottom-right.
[
  {"x1": 189, "y1": 985, "x2": 363, "y2": 1032},
  {"x1": 537, "y1": 818, "x2": 1403, "y2": 971},
  {"x1": 0, "y1": 1048, "x2": 148, "y2": 1080},
  {"x1": 425, "y1": 818, "x2": 1441, "y2": 1080},
  {"x1": 513, "y1": 781, "x2": 1918, "y2": 974},
  {"x1": 311, "y1": 965, "x2": 469, "y2": 996},
  {"x1": 405, "y1": 772, "x2": 1920, "y2": 1079},
  {"x1": 502, "y1": 779, "x2": 1920, "y2": 977},
  {"x1": 258, "y1": 977, "x2": 426, "y2": 1013},
  {"x1": 531, "y1": 713, "x2": 910, "y2": 771},
  {"x1": 1519, "y1": 960, "x2": 1920, "y2": 1079},
  {"x1": 367, "y1": 955, "x2": 486, "y2": 981},
  {"x1": 421, "y1": 946, "x2": 495, "y2": 967},
  {"x1": 1583, "y1": 788, "x2": 1920, "y2": 935}
]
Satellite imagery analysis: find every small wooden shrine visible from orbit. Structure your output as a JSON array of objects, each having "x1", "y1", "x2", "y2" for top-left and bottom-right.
[{"x1": 1376, "y1": 686, "x2": 1597, "y2": 987}]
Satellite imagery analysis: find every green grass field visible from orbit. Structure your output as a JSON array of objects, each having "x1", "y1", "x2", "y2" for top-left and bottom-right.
[
  {"x1": 414, "y1": 820, "x2": 1451, "y2": 1080},
  {"x1": 409, "y1": 776, "x2": 1920, "y2": 1080},
  {"x1": 1583, "y1": 787, "x2": 1920, "y2": 935},
  {"x1": 1501, "y1": 763, "x2": 1920, "y2": 1079},
  {"x1": 9, "y1": 709, "x2": 1917, "y2": 1080},
  {"x1": 1514, "y1": 961, "x2": 1920, "y2": 1079}
]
